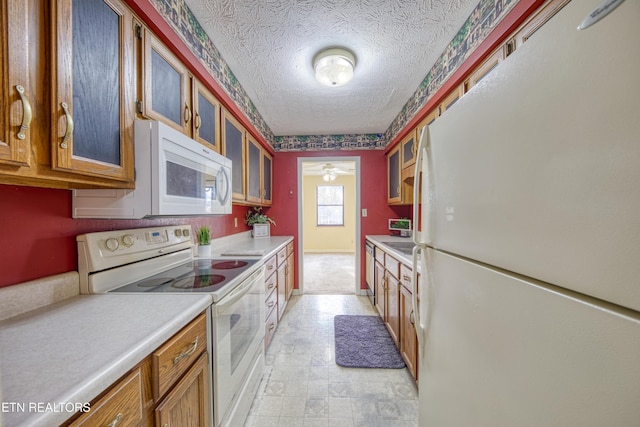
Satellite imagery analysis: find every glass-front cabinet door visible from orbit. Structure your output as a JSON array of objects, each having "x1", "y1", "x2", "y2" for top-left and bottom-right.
[
  {"x1": 401, "y1": 130, "x2": 417, "y2": 170},
  {"x1": 141, "y1": 31, "x2": 191, "y2": 135},
  {"x1": 0, "y1": 0, "x2": 30, "y2": 167},
  {"x1": 262, "y1": 150, "x2": 272, "y2": 206},
  {"x1": 387, "y1": 144, "x2": 401, "y2": 204},
  {"x1": 51, "y1": 0, "x2": 135, "y2": 183},
  {"x1": 222, "y1": 108, "x2": 246, "y2": 202},
  {"x1": 193, "y1": 79, "x2": 220, "y2": 152},
  {"x1": 245, "y1": 135, "x2": 262, "y2": 204}
]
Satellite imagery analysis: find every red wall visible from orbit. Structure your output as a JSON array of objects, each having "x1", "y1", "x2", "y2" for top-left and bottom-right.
[
  {"x1": 0, "y1": 150, "x2": 406, "y2": 290},
  {"x1": 0, "y1": 184, "x2": 252, "y2": 288},
  {"x1": 268, "y1": 150, "x2": 411, "y2": 291}
]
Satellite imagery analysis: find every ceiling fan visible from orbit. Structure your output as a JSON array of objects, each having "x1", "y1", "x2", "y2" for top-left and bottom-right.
[{"x1": 321, "y1": 163, "x2": 350, "y2": 181}]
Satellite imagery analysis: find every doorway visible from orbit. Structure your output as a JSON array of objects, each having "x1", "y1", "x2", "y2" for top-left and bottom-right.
[{"x1": 297, "y1": 157, "x2": 362, "y2": 295}]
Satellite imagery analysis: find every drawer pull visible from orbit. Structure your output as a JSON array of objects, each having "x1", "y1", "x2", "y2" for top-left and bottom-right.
[
  {"x1": 60, "y1": 102, "x2": 74, "y2": 149},
  {"x1": 403, "y1": 275, "x2": 411, "y2": 281},
  {"x1": 268, "y1": 323, "x2": 276, "y2": 331},
  {"x1": 106, "y1": 413, "x2": 122, "y2": 427},
  {"x1": 15, "y1": 85, "x2": 32, "y2": 140},
  {"x1": 267, "y1": 264, "x2": 274, "y2": 270},
  {"x1": 267, "y1": 301, "x2": 275, "y2": 308},
  {"x1": 267, "y1": 282, "x2": 275, "y2": 290},
  {"x1": 173, "y1": 336, "x2": 198, "y2": 365}
]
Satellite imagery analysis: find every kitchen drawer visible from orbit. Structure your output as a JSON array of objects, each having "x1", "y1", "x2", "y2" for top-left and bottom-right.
[
  {"x1": 286, "y1": 241, "x2": 294, "y2": 256},
  {"x1": 264, "y1": 304, "x2": 278, "y2": 349},
  {"x1": 375, "y1": 247, "x2": 385, "y2": 264},
  {"x1": 277, "y1": 247, "x2": 288, "y2": 266},
  {"x1": 264, "y1": 255, "x2": 277, "y2": 278},
  {"x1": 265, "y1": 283, "x2": 277, "y2": 320},
  {"x1": 265, "y1": 270, "x2": 277, "y2": 296},
  {"x1": 385, "y1": 254, "x2": 400, "y2": 280},
  {"x1": 67, "y1": 365, "x2": 145, "y2": 427},
  {"x1": 153, "y1": 313, "x2": 207, "y2": 400},
  {"x1": 400, "y1": 264, "x2": 413, "y2": 291}
]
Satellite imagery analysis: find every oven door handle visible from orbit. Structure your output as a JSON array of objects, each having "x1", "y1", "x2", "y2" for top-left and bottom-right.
[{"x1": 217, "y1": 268, "x2": 264, "y2": 309}]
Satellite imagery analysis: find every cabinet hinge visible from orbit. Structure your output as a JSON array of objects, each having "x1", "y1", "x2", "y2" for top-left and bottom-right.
[
  {"x1": 136, "y1": 100, "x2": 143, "y2": 114},
  {"x1": 135, "y1": 24, "x2": 142, "y2": 39}
]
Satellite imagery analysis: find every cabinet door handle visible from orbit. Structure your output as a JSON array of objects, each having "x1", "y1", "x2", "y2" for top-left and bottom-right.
[
  {"x1": 107, "y1": 413, "x2": 123, "y2": 427},
  {"x1": 409, "y1": 310, "x2": 415, "y2": 325},
  {"x1": 15, "y1": 85, "x2": 32, "y2": 140},
  {"x1": 60, "y1": 102, "x2": 74, "y2": 149},
  {"x1": 396, "y1": 185, "x2": 401, "y2": 195},
  {"x1": 195, "y1": 112, "x2": 201, "y2": 130},
  {"x1": 173, "y1": 336, "x2": 198, "y2": 365},
  {"x1": 184, "y1": 103, "x2": 192, "y2": 124}
]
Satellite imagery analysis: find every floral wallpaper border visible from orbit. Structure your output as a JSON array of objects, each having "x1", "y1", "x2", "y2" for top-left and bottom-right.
[{"x1": 149, "y1": 0, "x2": 516, "y2": 152}]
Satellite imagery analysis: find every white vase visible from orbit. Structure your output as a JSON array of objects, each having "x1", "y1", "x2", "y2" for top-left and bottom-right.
[{"x1": 197, "y1": 244, "x2": 211, "y2": 258}]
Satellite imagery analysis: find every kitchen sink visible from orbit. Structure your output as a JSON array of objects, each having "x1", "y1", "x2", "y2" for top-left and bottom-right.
[{"x1": 381, "y1": 241, "x2": 414, "y2": 255}]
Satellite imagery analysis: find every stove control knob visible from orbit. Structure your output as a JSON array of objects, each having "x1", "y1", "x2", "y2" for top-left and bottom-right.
[
  {"x1": 122, "y1": 234, "x2": 135, "y2": 247},
  {"x1": 183, "y1": 228, "x2": 190, "y2": 237},
  {"x1": 174, "y1": 229, "x2": 183, "y2": 237},
  {"x1": 105, "y1": 237, "x2": 119, "y2": 252}
]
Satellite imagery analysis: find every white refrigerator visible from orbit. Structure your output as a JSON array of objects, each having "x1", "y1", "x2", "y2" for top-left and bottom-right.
[{"x1": 411, "y1": 0, "x2": 640, "y2": 425}]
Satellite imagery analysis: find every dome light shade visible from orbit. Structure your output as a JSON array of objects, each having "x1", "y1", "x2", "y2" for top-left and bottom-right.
[{"x1": 313, "y1": 48, "x2": 356, "y2": 87}]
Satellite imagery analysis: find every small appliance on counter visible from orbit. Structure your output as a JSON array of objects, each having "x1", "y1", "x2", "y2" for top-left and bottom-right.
[{"x1": 388, "y1": 218, "x2": 412, "y2": 237}]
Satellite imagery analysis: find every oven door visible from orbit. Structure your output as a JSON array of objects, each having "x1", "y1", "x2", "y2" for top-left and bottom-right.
[
  {"x1": 212, "y1": 267, "x2": 265, "y2": 426},
  {"x1": 153, "y1": 122, "x2": 231, "y2": 215}
]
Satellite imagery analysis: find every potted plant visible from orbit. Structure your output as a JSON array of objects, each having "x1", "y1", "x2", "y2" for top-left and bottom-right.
[
  {"x1": 245, "y1": 207, "x2": 276, "y2": 238},
  {"x1": 196, "y1": 225, "x2": 212, "y2": 258}
]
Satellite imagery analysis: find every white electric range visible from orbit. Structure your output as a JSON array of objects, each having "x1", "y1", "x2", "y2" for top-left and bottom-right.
[{"x1": 77, "y1": 225, "x2": 265, "y2": 427}]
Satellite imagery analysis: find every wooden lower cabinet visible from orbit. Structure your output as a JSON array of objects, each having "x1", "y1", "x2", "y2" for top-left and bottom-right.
[
  {"x1": 63, "y1": 313, "x2": 209, "y2": 426},
  {"x1": 66, "y1": 364, "x2": 147, "y2": 427},
  {"x1": 374, "y1": 261, "x2": 386, "y2": 319},
  {"x1": 400, "y1": 284, "x2": 418, "y2": 380},
  {"x1": 386, "y1": 273, "x2": 400, "y2": 347},
  {"x1": 264, "y1": 240, "x2": 295, "y2": 350},
  {"x1": 155, "y1": 352, "x2": 210, "y2": 427},
  {"x1": 373, "y1": 247, "x2": 419, "y2": 382}
]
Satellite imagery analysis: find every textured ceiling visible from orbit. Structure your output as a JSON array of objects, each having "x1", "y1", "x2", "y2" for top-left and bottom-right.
[{"x1": 183, "y1": 0, "x2": 480, "y2": 136}]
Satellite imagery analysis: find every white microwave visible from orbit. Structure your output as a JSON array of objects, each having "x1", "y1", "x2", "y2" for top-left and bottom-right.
[{"x1": 72, "y1": 120, "x2": 232, "y2": 218}]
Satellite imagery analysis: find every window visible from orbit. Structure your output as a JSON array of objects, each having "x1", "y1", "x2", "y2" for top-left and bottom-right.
[{"x1": 317, "y1": 185, "x2": 344, "y2": 226}]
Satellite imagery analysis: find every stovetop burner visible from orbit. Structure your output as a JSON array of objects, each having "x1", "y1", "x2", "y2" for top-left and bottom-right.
[
  {"x1": 109, "y1": 258, "x2": 259, "y2": 294},
  {"x1": 211, "y1": 260, "x2": 248, "y2": 270}
]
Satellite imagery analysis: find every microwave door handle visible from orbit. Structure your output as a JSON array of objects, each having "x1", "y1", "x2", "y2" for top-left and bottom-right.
[{"x1": 216, "y1": 167, "x2": 230, "y2": 204}]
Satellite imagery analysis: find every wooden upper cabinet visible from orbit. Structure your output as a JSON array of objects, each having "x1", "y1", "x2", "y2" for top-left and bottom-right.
[
  {"x1": 246, "y1": 135, "x2": 262, "y2": 204},
  {"x1": 221, "y1": 108, "x2": 246, "y2": 202},
  {"x1": 51, "y1": 0, "x2": 135, "y2": 183},
  {"x1": 439, "y1": 85, "x2": 464, "y2": 116},
  {"x1": 141, "y1": 30, "x2": 191, "y2": 135},
  {"x1": 0, "y1": 0, "x2": 31, "y2": 167},
  {"x1": 387, "y1": 144, "x2": 401, "y2": 204},
  {"x1": 192, "y1": 79, "x2": 221, "y2": 152},
  {"x1": 262, "y1": 150, "x2": 273, "y2": 206},
  {"x1": 464, "y1": 47, "x2": 505, "y2": 93},
  {"x1": 400, "y1": 129, "x2": 418, "y2": 170}
]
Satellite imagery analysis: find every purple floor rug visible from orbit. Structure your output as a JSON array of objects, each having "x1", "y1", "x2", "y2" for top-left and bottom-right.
[{"x1": 334, "y1": 315, "x2": 406, "y2": 369}]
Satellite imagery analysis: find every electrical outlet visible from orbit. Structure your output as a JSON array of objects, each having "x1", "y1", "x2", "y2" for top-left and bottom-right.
[
  {"x1": 362, "y1": 208, "x2": 367, "y2": 217},
  {"x1": 234, "y1": 217, "x2": 238, "y2": 227}
]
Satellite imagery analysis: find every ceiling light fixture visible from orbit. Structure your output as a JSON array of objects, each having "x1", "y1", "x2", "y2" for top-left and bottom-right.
[
  {"x1": 322, "y1": 164, "x2": 337, "y2": 181},
  {"x1": 313, "y1": 48, "x2": 356, "y2": 87}
]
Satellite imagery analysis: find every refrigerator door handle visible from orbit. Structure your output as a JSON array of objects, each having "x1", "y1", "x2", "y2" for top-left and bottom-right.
[
  {"x1": 412, "y1": 243, "x2": 430, "y2": 350},
  {"x1": 412, "y1": 126, "x2": 433, "y2": 246}
]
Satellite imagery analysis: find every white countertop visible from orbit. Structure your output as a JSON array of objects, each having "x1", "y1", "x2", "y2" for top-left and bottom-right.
[
  {"x1": 211, "y1": 234, "x2": 293, "y2": 260},
  {"x1": 366, "y1": 234, "x2": 415, "y2": 266},
  {"x1": 0, "y1": 293, "x2": 211, "y2": 427},
  {"x1": 0, "y1": 234, "x2": 294, "y2": 427}
]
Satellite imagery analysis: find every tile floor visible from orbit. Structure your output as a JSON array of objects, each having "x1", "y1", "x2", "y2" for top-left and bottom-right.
[
  {"x1": 245, "y1": 295, "x2": 419, "y2": 427},
  {"x1": 303, "y1": 254, "x2": 356, "y2": 295}
]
